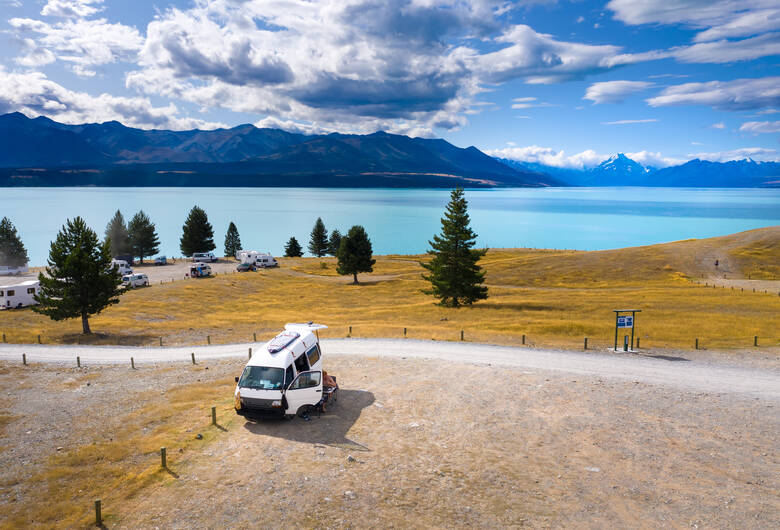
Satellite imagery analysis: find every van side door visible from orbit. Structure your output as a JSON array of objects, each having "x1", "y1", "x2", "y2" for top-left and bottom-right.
[{"x1": 284, "y1": 371, "x2": 322, "y2": 415}]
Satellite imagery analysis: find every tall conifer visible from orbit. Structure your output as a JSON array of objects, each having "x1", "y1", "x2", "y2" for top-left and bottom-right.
[
  {"x1": 421, "y1": 188, "x2": 488, "y2": 307},
  {"x1": 0, "y1": 217, "x2": 28, "y2": 267},
  {"x1": 308, "y1": 217, "x2": 329, "y2": 257},
  {"x1": 104, "y1": 210, "x2": 130, "y2": 258},
  {"x1": 128, "y1": 210, "x2": 160, "y2": 263},
  {"x1": 224, "y1": 222, "x2": 242, "y2": 258},
  {"x1": 180, "y1": 206, "x2": 215, "y2": 256}
]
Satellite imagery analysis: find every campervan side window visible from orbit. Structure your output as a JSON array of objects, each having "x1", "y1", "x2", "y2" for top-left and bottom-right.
[
  {"x1": 285, "y1": 364, "x2": 294, "y2": 387},
  {"x1": 7, "y1": 290, "x2": 14, "y2": 296},
  {"x1": 290, "y1": 371, "x2": 321, "y2": 390},
  {"x1": 306, "y1": 345, "x2": 321, "y2": 367},
  {"x1": 294, "y1": 353, "x2": 309, "y2": 374},
  {"x1": 27, "y1": 288, "x2": 35, "y2": 294}
]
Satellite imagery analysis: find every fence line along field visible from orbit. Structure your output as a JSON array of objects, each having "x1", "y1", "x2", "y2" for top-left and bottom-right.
[{"x1": 0, "y1": 227, "x2": 778, "y2": 351}]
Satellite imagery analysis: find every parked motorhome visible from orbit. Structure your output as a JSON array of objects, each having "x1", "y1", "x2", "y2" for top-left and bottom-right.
[
  {"x1": 234, "y1": 323, "x2": 329, "y2": 418},
  {"x1": 122, "y1": 273, "x2": 149, "y2": 288},
  {"x1": 192, "y1": 252, "x2": 217, "y2": 262},
  {"x1": 0, "y1": 265, "x2": 29, "y2": 276},
  {"x1": 0, "y1": 279, "x2": 39, "y2": 309},
  {"x1": 236, "y1": 250, "x2": 278, "y2": 268},
  {"x1": 254, "y1": 253, "x2": 278, "y2": 268},
  {"x1": 111, "y1": 259, "x2": 132, "y2": 276}
]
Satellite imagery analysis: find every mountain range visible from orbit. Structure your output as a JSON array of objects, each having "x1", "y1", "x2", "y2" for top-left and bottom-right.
[
  {"x1": 0, "y1": 112, "x2": 777, "y2": 188},
  {"x1": 497, "y1": 153, "x2": 780, "y2": 188},
  {"x1": 0, "y1": 112, "x2": 551, "y2": 188}
]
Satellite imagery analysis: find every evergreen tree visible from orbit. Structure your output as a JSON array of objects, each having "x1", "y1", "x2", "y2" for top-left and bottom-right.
[
  {"x1": 284, "y1": 236, "x2": 303, "y2": 257},
  {"x1": 33, "y1": 217, "x2": 124, "y2": 334},
  {"x1": 104, "y1": 210, "x2": 130, "y2": 258},
  {"x1": 328, "y1": 229, "x2": 342, "y2": 256},
  {"x1": 336, "y1": 225, "x2": 375, "y2": 284},
  {"x1": 0, "y1": 217, "x2": 28, "y2": 267},
  {"x1": 180, "y1": 206, "x2": 215, "y2": 256},
  {"x1": 421, "y1": 188, "x2": 488, "y2": 307},
  {"x1": 128, "y1": 210, "x2": 160, "y2": 263},
  {"x1": 308, "y1": 217, "x2": 329, "y2": 257},
  {"x1": 224, "y1": 221, "x2": 242, "y2": 258}
]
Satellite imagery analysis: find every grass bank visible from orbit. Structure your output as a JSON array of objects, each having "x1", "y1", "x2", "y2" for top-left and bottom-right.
[{"x1": 1, "y1": 227, "x2": 778, "y2": 351}]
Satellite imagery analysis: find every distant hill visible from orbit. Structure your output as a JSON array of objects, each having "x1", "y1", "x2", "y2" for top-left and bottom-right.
[
  {"x1": 0, "y1": 112, "x2": 552, "y2": 188},
  {"x1": 496, "y1": 152, "x2": 780, "y2": 187}
]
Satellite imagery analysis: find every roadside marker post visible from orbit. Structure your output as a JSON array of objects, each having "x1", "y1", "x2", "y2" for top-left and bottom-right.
[
  {"x1": 636, "y1": 337, "x2": 641, "y2": 349},
  {"x1": 2, "y1": 333, "x2": 5, "y2": 343},
  {"x1": 131, "y1": 357, "x2": 135, "y2": 369},
  {"x1": 37, "y1": 334, "x2": 41, "y2": 344},
  {"x1": 584, "y1": 337, "x2": 588, "y2": 350},
  {"x1": 160, "y1": 447, "x2": 167, "y2": 468},
  {"x1": 159, "y1": 337, "x2": 163, "y2": 347},
  {"x1": 191, "y1": 352, "x2": 196, "y2": 365},
  {"x1": 404, "y1": 327, "x2": 407, "y2": 338},
  {"x1": 522, "y1": 334, "x2": 526, "y2": 345},
  {"x1": 77, "y1": 356, "x2": 81, "y2": 368},
  {"x1": 95, "y1": 499, "x2": 102, "y2": 526},
  {"x1": 613, "y1": 309, "x2": 640, "y2": 352},
  {"x1": 248, "y1": 347, "x2": 252, "y2": 359},
  {"x1": 211, "y1": 406, "x2": 217, "y2": 426},
  {"x1": 754, "y1": 336, "x2": 758, "y2": 347},
  {"x1": 695, "y1": 338, "x2": 699, "y2": 350},
  {"x1": 460, "y1": 330, "x2": 464, "y2": 341},
  {"x1": 349, "y1": 326, "x2": 352, "y2": 336},
  {"x1": 207, "y1": 335, "x2": 211, "y2": 345},
  {"x1": 253, "y1": 332, "x2": 257, "y2": 342},
  {"x1": 22, "y1": 353, "x2": 26, "y2": 366}
]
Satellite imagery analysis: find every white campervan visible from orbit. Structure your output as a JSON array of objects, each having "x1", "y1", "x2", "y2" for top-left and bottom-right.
[
  {"x1": 235, "y1": 323, "x2": 327, "y2": 418},
  {"x1": 0, "y1": 279, "x2": 39, "y2": 309},
  {"x1": 236, "y1": 250, "x2": 278, "y2": 268},
  {"x1": 111, "y1": 259, "x2": 132, "y2": 276}
]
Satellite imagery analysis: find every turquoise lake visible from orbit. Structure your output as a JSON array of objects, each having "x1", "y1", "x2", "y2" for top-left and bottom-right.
[{"x1": 2, "y1": 187, "x2": 778, "y2": 266}]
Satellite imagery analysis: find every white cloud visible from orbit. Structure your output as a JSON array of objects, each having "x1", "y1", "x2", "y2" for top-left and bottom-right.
[
  {"x1": 672, "y1": 33, "x2": 780, "y2": 63},
  {"x1": 711, "y1": 122, "x2": 726, "y2": 129},
  {"x1": 0, "y1": 68, "x2": 224, "y2": 130},
  {"x1": 693, "y1": 9, "x2": 780, "y2": 42},
  {"x1": 41, "y1": 0, "x2": 104, "y2": 18},
  {"x1": 584, "y1": 80, "x2": 652, "y2": 104},
  {"x1": 510, "y1": 96, "x2": 554, "y2": 109},
  {"x1": 487, "y1": 145, "x2": 606, "y2": 168},
  {"x1": 601, "y1": 119, "x2": 658, "y2": 125},
  {"x1": 739, "y1": 120, "x2": 780, "y2": 133},
  {"x1": 9, "y1": 16, "x2": 143, "y2": 75},
  {"x1": 624, "y1": 150, "x2": 684, "y2": 167},
  {"x1": 688, "y1": 147, "x2": 779, "y2": 162},
  {"x1": 647, "y1": 77, "x2": 780, "y2": 111}
]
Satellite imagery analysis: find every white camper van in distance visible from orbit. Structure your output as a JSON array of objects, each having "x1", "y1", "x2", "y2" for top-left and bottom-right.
[
  {"x1": 111, "y1": 259, "x2": 132, "y2": 276},
  {"x1": 0, "y1": 279, "x2": 39, "y2": 309},
  {"x1": 235, "y1": 323, "x2": 327, "y2": 418},
  {"x1": 236, "y1": 250, "x2": 278, "y2": 268}
]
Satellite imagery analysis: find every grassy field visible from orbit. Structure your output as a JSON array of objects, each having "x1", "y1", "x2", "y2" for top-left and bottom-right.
[{"x1": 1, "y1": 227, "x2": 778, "y2": 351}]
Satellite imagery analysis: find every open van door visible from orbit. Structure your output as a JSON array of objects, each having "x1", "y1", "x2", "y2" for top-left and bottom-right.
[{"x1": 284, "y1": 371, "x2": 322, "y2": 416}]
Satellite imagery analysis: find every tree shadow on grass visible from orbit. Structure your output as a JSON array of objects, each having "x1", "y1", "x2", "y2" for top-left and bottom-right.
[
  {"x1": 470, "y1": 302, "x2": 558, "y2": 312},
  {"x1": 643, "y1": 354, "x2": 691, "y2": 362},
  {"x1": 241, "y1": 389, "x2": 375, "y2": 451},
  {"x1": 60, "y1": 333, "x2": 160, "y2": 346}
]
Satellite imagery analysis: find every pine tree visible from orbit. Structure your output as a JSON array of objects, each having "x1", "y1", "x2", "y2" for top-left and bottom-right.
[
  {"x1": 224, "y1": 222, "x2": 242, "y2": 258},
  {"x1": 421, "y1": 188, "x2": 488, "y2": 307},
  {"x1": 180, "y1": 206, "x2": 215, "y2": 256},
  {"x1": 0, "y1": 217, "x2": 29, "y2": 267},
  {"x1": 104, "y1": 210, "x2": 130, "y2": 258},
  {"x1": 336, "y1": 225, "x2": 375, "y2": 284},
  {"x1": 328, "y1": 229, "x2": 342, "y2": 256},
  {"x1": 33, "y1": 217, "x2": 124, "y2": 334},
  {"x1": 128, "y1": 210, "x2": 160, "y2": 263},
  {"x1": 284, "y1": 236, "x2": 303, "y2": 257},
  {"x1": 308, "y1": 217, "x2": 329, "y2": 257}
]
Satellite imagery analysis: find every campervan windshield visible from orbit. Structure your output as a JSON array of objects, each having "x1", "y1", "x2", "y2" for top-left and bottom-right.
[{"x1": 238, "y1": 366, "x2": 285, "y2": 390}]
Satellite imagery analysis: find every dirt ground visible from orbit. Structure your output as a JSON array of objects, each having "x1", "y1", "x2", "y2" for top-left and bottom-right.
[{"x1": 1, "y1": 354, "x2": 777, "y2": 529}]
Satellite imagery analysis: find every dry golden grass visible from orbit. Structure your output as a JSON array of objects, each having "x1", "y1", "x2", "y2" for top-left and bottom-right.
[{"x1": 1, "y1": 227, "x2": 778, "y2": 350}]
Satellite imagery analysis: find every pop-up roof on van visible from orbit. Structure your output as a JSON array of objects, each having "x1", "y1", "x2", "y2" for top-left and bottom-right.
[{"x1": 267, "y1": 331, "x2": 300, "y2": 353}]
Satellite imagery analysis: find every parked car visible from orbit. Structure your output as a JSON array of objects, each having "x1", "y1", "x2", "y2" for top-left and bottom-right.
[
  {"x1": 122, "y1": 273, "x2": 149, "y2": 288},
  {"x1": 236, "y1": 262, "x2": 257, "y2": 272},
  {"x1": 192, "y1": 252, "x2": 218, "y2": 262},
  {"x1": 189, "y1": 263, "x2": 212, "y2": 278},
  {"x1": 154, "y1": 256, "x2": 167, "y2": 266}
]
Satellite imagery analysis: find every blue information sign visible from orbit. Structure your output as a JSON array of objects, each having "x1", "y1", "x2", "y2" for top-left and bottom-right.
[{"x1": 617, "y1": 316, "x2": 634, "y2": 328}]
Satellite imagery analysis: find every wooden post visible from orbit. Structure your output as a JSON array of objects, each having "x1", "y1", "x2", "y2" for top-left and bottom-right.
[
  {"x1": 623, "y1": 335, "x2": 628, "y2": 352},
  {"x1": 77, "y1": 356, "x2": 81, "y2": 368},
  {"x1": 159, "y1": 336, "x2": 163, "y2": 347},
  {"x1": 22, "y1": 353, "x2": 26, "y2": 366},
  {"x1": 248, "y1": 347, "x2": 252, "y2": 359},
  {"x1": 207, "y1": 335, "x2": 211, "y2": 345},
  {"x1": 191, "y1": 352, "x2": 196, "y2": 365},
  {"x1": 522, "y1": 334, "x2": 525, "y2": 345},
  {"x1": 349, "y1": 326, "x2": 352, "y2": 336},
  {"x1": 460, "y1": 330, "x2": 464, "y2": 341},
  {"x1": 754, "y1": 336, "x2": 758, "y2": 347},
  {"x1": 211, "y1": 406, "x2": 217, "y2": 426},
  {"x1": 131, "y1": 357, "x2": 135, "y2": 369},
  {"x1": 636, "y1": 337, "x2": 640, "y2": 349},
  {"x1": 403, "y1": 327, "x2": 407, "y2": 338},
  {"x1": 160, "y1": 447, "x2": 167, "y2": 468},
  {"x1": 95, "y1": 499, "x2": 102, "y2": 526},
  {"x1": 695, "y1": 338, "x2": 699, "y2": 350},
  {"x1": 2, "y1": 332, "x2": 5, "y2": 343},
  {"x1": 583, "y1": 337, "x2": 588, "y2": 350},
  {"x1": 37, "y1": 334, "x2": 41, "y2": 344},
  {"x1": 253, "y1": 332, "x2": 257, "y2": 342}
]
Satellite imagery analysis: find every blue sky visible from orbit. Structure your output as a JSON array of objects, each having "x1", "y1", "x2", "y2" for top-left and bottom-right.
[{"x1": 0, "y1": 0, "x2": 778, "y2": 168}]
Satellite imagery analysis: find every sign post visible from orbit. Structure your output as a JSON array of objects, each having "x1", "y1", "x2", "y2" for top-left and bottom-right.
[{"x1": 613, "y1": 309, "x2": 641, "y2": 351}]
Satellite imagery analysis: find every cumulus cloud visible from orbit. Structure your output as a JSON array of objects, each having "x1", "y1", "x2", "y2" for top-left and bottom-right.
[
  {"x1": 739, "y1": 120, "x2": 780, "y2": 133},
  {"x1": 584, "y1": 80, "x2": 653, "y2": 104},
  {"x1": 487, "y1": 145, "x2": 606, "y2": 168},
  {"x1": 712, "y1": 122, "x2": 726, "y2": 129},
  {"x1": 687, "y1": 147, "x2": 779, "y2": 162},
  {"x1": 41, "y1": 0, "x2": 104, "y2": 18},
  {"x1": 624, "y1": 150, "x2": 684, "y2": 167},
  {"x1": 9, "y1": 16, "x2": 143, "y2": 75},
  {"x1": 0, "y1": 68, "x2": 224, "y2": 130},
  {"x1": 647, "y1": 77, "x2": 780, "y2": 111}
]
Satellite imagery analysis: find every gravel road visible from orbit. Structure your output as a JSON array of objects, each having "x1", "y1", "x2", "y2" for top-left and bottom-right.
[{"x1": 1, "y1": 338, "x2": 778, "y2": 401}]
